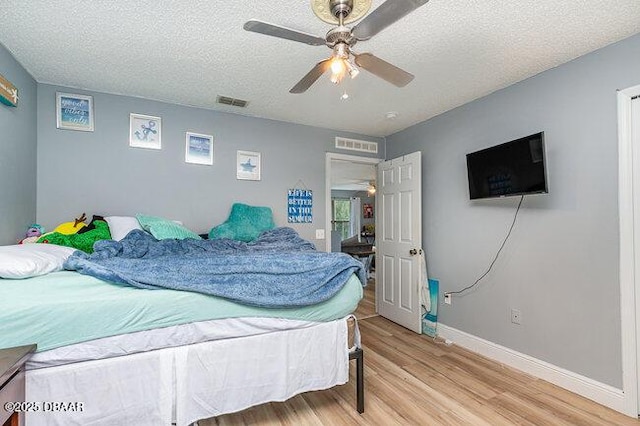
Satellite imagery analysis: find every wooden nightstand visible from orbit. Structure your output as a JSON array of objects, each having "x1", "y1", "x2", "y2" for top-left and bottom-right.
[{"x1": 0, "y1": 345, "x2": 36, "y2": 426}]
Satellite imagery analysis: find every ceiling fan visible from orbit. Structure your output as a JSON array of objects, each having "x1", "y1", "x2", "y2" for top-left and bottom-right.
[{"x1": 244, "y1": 0, "x2": 429, "y2": 94}]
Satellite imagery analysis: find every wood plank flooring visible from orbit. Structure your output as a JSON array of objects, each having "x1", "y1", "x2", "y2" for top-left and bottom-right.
[
  {"x1": 203, "y1": 280, "x2": 639, "y2": 425},
  {"x1": 354, "y1": 276, "x2": 376, "y2": 319}
]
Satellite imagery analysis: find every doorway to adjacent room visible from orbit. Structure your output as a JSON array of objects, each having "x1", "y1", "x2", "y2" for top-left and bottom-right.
[{"x1": 325, "y1": 153, "x2": 379, "y2": 319}]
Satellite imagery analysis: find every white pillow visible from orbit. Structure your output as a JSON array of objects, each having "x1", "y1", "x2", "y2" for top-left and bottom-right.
[
  {"x1": 0, "y1": 244, "x2": 77, "y2": 279},
  {"x1": 104, "y1": 216, "x2": 143, "y2": 241}
]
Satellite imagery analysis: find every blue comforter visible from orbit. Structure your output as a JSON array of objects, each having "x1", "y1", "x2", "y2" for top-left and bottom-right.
[{"x1": 64, "y1": 227, "x2": 366, "y2": 308}]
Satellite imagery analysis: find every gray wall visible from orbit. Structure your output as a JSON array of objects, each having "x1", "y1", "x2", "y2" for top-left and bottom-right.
[
  {"x1": 0, "y1": 44, "x2": 37, "y2": 245},
  {"x1": 37, "y1": 84, "x2": 383, "y2": 247},
  {"x1": 386, "y1": 33, "x2": 640, "y2": 388}
]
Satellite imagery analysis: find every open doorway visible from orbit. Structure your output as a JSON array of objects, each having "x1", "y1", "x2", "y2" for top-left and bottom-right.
[{"x1": 325, "y1": 153, "x2": 380, "y2": 319}]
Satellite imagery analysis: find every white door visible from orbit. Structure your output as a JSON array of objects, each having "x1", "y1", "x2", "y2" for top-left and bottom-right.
[{"x1": 376, "y1": 152, "x2": 423, "y2": 333}]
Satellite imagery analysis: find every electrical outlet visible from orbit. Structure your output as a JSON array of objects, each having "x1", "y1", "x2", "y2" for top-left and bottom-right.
[
  {"x1": 315, "y1": 229, "x2": 325, "y2": 239},
  {"x1": 444, "y1": 293, "x2": 452, "y2": 305},
  {"x1": 511, "y1": 308, "x2": 522, "y2": 325}
]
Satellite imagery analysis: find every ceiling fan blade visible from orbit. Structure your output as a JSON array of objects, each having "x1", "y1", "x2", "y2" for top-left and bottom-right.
[
  {"x1": 354, "y1": 53, "x2": 414, "y2": 87},
  {"x1": 352, "y1": 0, "x2": 429, "y2": 40},
  {"x1": 243, "y1": 20, "x2": 326, "y2": 46},
  {"x1": 290, "y1": 59, "x2": 332, "y2": 94}
]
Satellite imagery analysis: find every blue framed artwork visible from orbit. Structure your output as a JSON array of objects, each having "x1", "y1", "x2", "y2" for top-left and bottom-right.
[
  {"x1": 56, "y1": 92, "x2": 94, "y2": 131},
  {"x1": 237, "y1": 150, "x2": 261, "y2": 180},
  {"x1": 288, "y1": 189, "x2": 313, "y2": 223},
  {"x1": 185, "y1": 132, "x2": 213, "y2": 165},
  {"x1": 130, "y1": 113, "x2": 161, "y2": 149}
]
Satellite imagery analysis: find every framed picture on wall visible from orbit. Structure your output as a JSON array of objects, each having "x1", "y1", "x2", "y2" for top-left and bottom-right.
[
  {"x1": 363, "y1": 203, "x2": 374, "y2": 218},
  {"x1": 56, "y1": 92, "x2": 94, "y2": 131},
  {"x1": 236, "y1": 150, "x2": 261, "y2": 181},
  {"x1": 185, "y1": 132, "x2": 213, "y2": 165},
  {"x1": 129, "y1": 113, "x2": 161, "y2": 149}
]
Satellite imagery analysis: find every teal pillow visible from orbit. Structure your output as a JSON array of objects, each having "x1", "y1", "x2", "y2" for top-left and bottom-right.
[
  {"x1": 136, "y1": 214, "x2": 202, "y2": 240},
  {"x1": 208, "y1": 203, "x2": 275, "y2": 242}
]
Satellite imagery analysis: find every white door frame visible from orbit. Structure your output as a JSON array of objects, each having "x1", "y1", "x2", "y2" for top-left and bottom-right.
[
  {"x1": 618, "y1": 84, "x2": 640, "y2": 417},
  {"x1": 325, "y1": 153, "x2": 382, "y2": 252}
]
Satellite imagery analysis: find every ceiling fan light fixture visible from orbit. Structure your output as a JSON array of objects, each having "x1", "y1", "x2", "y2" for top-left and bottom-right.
[
  {"x1": 329, "y1": 55, "x2": 347, "y2": 84},
  {"x1": 329, "y1": 43, "x2": 355, "y2": 84},
  {"x1": 330, "y1": 66, "x2": 344, "y2": 84},
  {"x1": 345, "y1": 58, "x2": 360, "y2": 78},
  {"x1": 330, "y1": 57, "x2": 346, "y2": 75}
]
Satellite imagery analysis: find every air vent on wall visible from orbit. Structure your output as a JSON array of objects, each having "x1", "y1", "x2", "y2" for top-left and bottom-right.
[
  {"x1": 216, "y1": 95, "x2": 248, "y2": 108},
  {"x1": 335, "y1": 137, "x2": 378, "y2": 154}
]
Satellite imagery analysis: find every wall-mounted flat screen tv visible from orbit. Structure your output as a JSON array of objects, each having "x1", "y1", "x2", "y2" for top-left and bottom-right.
[{"x1": 466, "y1": 132, "x2": 548, "y2": 200}]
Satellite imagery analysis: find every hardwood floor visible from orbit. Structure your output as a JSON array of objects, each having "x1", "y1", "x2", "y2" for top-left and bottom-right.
[
  {"x1": 204, "y1": 280, "x2": 639, "y2": 425},
  {"x1": 354, "y1": 277, "x2": 376, "y2": 319}
]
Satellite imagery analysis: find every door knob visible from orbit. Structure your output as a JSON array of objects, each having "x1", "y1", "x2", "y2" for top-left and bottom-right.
[{"x1": 409, "y1": 249, "x2": 418, "y2": 256}]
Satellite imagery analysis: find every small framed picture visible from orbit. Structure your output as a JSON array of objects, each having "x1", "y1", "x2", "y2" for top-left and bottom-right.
[
  {"x1": 236, "y1": 150, "x2": 261, "y2": 181},
  {"x1": 363, "y1": 203, "x2": 374, "y2": 218},
  {"x1": 56, "y1": 92, "x2": 94, "y2": 131},
  {"x1": 185, "y1": 132, "x2": 213, "y2": 165},
  {"x1": 130, "y1": 113, "x2": 161, "y2": 149}
]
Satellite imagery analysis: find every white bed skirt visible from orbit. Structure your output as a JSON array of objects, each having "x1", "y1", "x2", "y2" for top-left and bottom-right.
[
  {"x1": 27, "y1": 317, "x2": 339, "y2": 370},
  {"x1": 25, "y1": 319, "x2": 349, "y2": 426}
]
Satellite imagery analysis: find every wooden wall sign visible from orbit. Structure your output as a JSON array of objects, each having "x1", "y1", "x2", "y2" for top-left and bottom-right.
[{"x1": 0, "y1": 73, "x2": 18, "y2": 107}]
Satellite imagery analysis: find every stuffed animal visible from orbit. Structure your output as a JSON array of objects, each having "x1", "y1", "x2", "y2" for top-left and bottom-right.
[
  {"x1": 53, "y1": 213, "x2": 87, "y2": 235},
  {"x1": 37, "y1": 220, "x2": 111, "y2": 253},
  {"x1": 19, "y1": 224, "x2": 44, "y2": 244}
]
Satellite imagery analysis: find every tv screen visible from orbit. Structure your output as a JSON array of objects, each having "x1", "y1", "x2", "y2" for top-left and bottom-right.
[{"x1": 466, "y1": 132, "x2": 548, "y2": 200}]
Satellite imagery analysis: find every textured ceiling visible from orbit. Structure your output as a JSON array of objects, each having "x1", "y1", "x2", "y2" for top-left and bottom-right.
[{"x1": 1, "y1": 1, "x2": 639, "y2": 137}]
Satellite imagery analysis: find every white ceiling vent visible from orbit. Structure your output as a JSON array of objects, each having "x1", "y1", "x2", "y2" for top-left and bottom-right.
[
  {"x1": 335, "y1": 137, "x2": 378, "y2": 154},
  {"x1": 216, "y1": 95, "x2": 248, "y2": 108}
]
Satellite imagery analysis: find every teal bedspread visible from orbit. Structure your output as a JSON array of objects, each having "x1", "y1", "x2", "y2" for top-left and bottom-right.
[{"x1": 0, "y1": 271, "x2": 363, "y2": 352}]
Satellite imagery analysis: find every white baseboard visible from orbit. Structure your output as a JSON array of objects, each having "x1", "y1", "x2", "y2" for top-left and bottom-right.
[{"x1": 437, "y1": 324, "x2": 629, "y2": 415}]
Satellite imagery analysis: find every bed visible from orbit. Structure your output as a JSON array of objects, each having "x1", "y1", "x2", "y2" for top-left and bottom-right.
[{"x1": 0, "y1": 228, "x2": 366, "y2": 426}]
